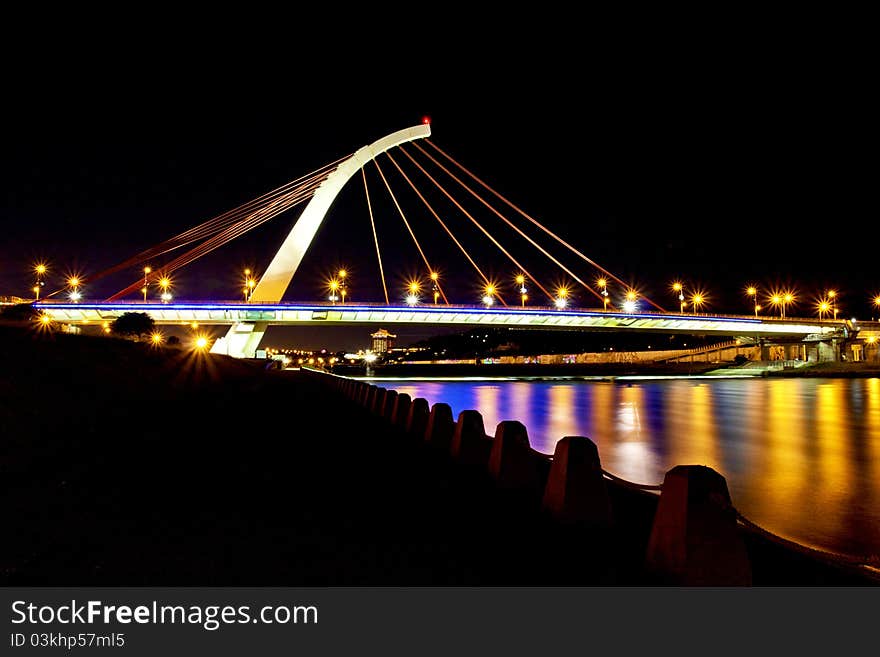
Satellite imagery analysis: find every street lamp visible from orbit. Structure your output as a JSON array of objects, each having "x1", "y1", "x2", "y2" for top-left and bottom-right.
[
  {"x1": 770, "y1": 294, "x2": 782, "y2": 317},
  {"x1": 597, "y1": 278, "x2": 609, "y2": 311},
  {"x1": 690, "y1": 292, "x2": 705, "y2": 314},
  {"x1": 746, "y1": 286, "x2": 758, "y2": 317},
  {"x1": 826, "y1": 290, "x2": 838, "y2": 320},
  {"x1": 328, "y1": 278, "x2": 340, "y2": 304},
  {"x1": 555, "y1": 286, "x2": 569, "y2": 310},
  {"x1": 159, "y1": 276, "x2": 172, "y2": 303},
  {"x1": 483, "y1": 283, "x2": 496, "y2": 307},
  {"x1": 874, "y1": 295, "x2": 880, "y2": 319},
  {"x1": 516, "y1": 274, "x2": 527, "y2": 307},
  {"x1": 242, "y1": 269, "x2": 258, "y2": 302},
  {"x1": 430, "y1": 271, "x2": 440, "y2": 305},
  {"x1": 782, "y1": 292, "x2": 794, "y2": 319},
  {"x1": 67, "y1": 276, "x2": 81, "y2": 302},
  {"x1": 817, "y1": 299, "x2": 831, "y2": 319},
  {"x1": 34, "y1": 263, "x2": 47, "y2": 300},
  {"x1": 406, "y1": 280, "x2": 421, "y2": 306},
  {"x1": 672, "y1": 282, "x2": 685, "y2": 313},
  {"x1": 339, "y1": 269, "x2": 348, "y2": 304},
  {"x1": 143, "y1": 266, "x2": 152, "y2": 301},
  {"x1": 623, "y1": 289, "x2": 638, "y2": 313}
]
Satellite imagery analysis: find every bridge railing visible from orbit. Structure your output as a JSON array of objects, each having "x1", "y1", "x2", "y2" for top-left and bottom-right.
[{"x1": 32, "y1": 298, "x2": 851, "y2": 326}]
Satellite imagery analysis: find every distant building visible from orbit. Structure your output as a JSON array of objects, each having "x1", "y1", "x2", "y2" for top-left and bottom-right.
[{"x1": 370, "y1": 328, "x2": 396, "y2": 354}]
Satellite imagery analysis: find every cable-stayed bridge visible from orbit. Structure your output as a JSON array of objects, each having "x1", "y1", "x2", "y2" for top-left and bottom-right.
[{"x1": 32, "y1": 122, "x2": 855, "y2": 358}]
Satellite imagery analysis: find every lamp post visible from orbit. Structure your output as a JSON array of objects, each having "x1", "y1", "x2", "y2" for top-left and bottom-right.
[
  {"x1": 597, "y1": 278, "x2": 609, "y2": 311},
  {"x1": 782, "y1": 292, "x2": 794, "y2": 319},
  {"x1": 555, "y1": 286, "x2": 569, "y2": 310},
  {"x1": 770, "y1": 294, "x2": 782, "y2": 317},
  {"x1": 623, "y1": 289, "x2": 637, "y2": 313},
  {"x1": 339, "y1": 269, "x2": 348, "y2": 304},
  {"x1": 516, "y1": 274, "x2": 527, "y2": 307},
  {"x1": 673, "y1": 282, "x2": 685, "y2": 313},
  {"x1": 827, "y1": 290, "x2": 838, "y2": 320},
  {"x1": 68, "y1": 276, "x2": 81, "y2": 302},
  {"x1": 406, "y1": 280, "x2": 421, "y2": 306},
  {"x1": 691, "y1": 292, "x2": 704, "y2": 314},
  {"x1": 159, "y1": 276, "x2": 171, "y2": 304},
  {"x1": 34, "y1": 263, "x2": 47, "y2": 300},
  {"x1": 328, "y1": 278, "x2": 340, "y2": 304},
  {"x1": 482, "y1": 283, "x2": 496, "y2": 307},
  {"x1": 143, "y1": 266, "x2": 151, "y2": 302},
  {"x1": 243, "y1": 269, "x2": 253, "y2": 302},
  {"x1": 430, "y1": 272, "x2": 440, "y2": 304},
  {"x1": 747, "y1": 286, "x2": 758, "y2": 317}
]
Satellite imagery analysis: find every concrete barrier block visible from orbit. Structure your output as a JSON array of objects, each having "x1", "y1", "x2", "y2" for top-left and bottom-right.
[
  {"x1": 488, "y1": 421, "x2": 545, "y2": 491},
  {"x1": 451, "y1": 410, "x2": 492, "y2": 467},
  {"x1": 375, "y1": 388, "x2": 390, "y2": 416},
  {"x1": 391, "y1": 393, "x2": 411, "y2": 427},
  {"x1": 407, "y1": 398, "x2": 430, "y2": 439},
  {"x1": 541, "y1": 436, "x2": 611, "y2": 527},
  {"x1": 381, "y1": 390, "x2": 398, "y2": 420},
  {"x1": 368, "y1": 387, "x2": 386, "y2": 414},
  {"x1": 425, "y1": 403, "x2": 455, "y2": 449},
  {"x1": 645, "y1": 465, "x2": 751, "y2": 585},
  {"x1": 361, "y1": 384, "x2": 375, "y2": 407}
]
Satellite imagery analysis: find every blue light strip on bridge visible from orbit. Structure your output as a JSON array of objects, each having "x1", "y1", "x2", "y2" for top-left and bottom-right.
[{"x1": 34, "y1": 301, "x2": 767, "y2": 324}]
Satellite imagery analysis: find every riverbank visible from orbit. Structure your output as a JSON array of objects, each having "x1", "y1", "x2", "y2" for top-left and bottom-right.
[
  {"x1": 0, "y1": 325, "x2": 636, "y2": 584},
  {"x1": 332, "y1": 359, "x2": 880, "y2": 380},
  {"x1": 334, "y1": 361, "x2": 725, "y2": 379},
  {"x1": 1, "y1": 324, "x2": 876, "y2": 585}
]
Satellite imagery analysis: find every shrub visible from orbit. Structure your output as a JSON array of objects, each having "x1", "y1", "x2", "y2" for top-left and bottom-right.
[
  {"x1": 0, "y1": 303, "x2": 41, "y2": 322},
  {"x1": 111, "y1": 312, "x2": 156, "y2": 338}
]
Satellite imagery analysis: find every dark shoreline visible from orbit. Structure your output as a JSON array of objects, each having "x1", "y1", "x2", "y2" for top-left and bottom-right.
[{"x1": 2, "y1": 324, "x2": 877, "y2": 585}]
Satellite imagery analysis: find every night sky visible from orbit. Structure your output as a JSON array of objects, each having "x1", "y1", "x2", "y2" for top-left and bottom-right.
[{"x1": 2, "y1": 25, "x2": 875, "y2": 350}]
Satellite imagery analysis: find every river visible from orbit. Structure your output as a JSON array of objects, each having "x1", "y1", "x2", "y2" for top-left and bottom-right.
[{"x1": 373, "y1": 376, "x2": 880, "y2": 559}]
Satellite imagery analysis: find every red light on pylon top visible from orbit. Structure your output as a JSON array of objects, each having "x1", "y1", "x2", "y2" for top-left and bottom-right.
[{"x1": 422, "y1": 116, "x2": 431, "y2": 125}]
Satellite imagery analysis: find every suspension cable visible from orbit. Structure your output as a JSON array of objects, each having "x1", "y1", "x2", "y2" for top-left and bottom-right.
[
  {"x1": 399, "y1": 144, "x2": 553, "y2": 303},
  {"x1": 372, "y1": 159, "x2": 449, "y2": 305},
  {"x1": 106, "y1": 184, "x2": 318, "y2": 300},
  {"x1": 362, "y1": 168, "x2": 389, "y2": 305},
  {"x1": 412, "y1": 142, "x2": 604, "y2": 304},
  {"x1": 68, "y1": 154, "x2": 349, "y2": 296},
  {"x1": 423, "y1": 139, "x2": 667, "y2": 312},
  {"x1": 384, "y1": 151, "x2": 500, "y2": 305}
]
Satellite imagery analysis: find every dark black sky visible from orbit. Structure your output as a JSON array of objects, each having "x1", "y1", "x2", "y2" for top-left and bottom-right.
[{"x1": 2, "y1": 21, "x2": 876, "y2": 349}]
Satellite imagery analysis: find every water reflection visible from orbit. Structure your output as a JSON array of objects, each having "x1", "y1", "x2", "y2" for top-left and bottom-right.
[{"x1": 383, "y1": 377, "x2": 880, "y2": 559}]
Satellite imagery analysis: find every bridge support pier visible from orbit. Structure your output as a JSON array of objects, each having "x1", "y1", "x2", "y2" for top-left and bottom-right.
[{"x1": 210, "y1": 322, "x2": 267, "y2": 358}]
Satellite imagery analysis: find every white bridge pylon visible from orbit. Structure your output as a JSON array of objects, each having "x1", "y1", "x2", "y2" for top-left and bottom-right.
[{"x1": 212, "y1": 123, "x2": 432, "y2": 358}]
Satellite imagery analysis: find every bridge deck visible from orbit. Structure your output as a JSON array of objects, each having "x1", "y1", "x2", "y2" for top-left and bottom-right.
[{"x1": 35, "y1": 301, "x2": 848, "y2": 338}]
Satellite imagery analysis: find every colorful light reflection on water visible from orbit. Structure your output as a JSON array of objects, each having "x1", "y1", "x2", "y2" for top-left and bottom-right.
[{"x1": 381, "y1": 377, "x2": 880, "y2": 559}]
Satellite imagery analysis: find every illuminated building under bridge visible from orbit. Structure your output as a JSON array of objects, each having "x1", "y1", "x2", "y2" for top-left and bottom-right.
[{"x1": 370, "y1": 328, "x2": 396, "y2": 354}]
